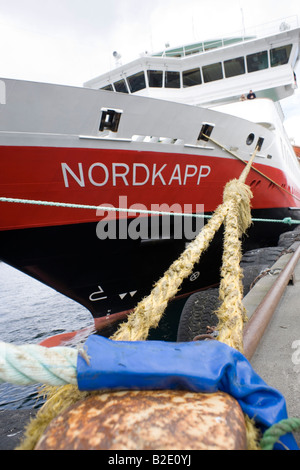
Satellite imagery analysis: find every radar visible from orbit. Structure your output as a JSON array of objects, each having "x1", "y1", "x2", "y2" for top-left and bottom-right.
[
  {"x1": 113, "y1": 51, "x2": 121, "y2": 60},
  {"x1": 279, "y1": 22, "x2": 290, "y2": 32},
  {"x1": 112, "y1": 51, "x2": 122, "y2": 66}
]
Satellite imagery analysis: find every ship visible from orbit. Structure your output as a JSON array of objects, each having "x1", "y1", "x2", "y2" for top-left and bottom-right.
[{"x1": 1, "y1": 16, "x2": 300, "y2": 341}]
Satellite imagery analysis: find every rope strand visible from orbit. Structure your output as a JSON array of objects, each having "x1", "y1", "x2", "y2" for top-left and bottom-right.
[
  {"x1": 0, "y1": 341, "x2": 78, "y2": 386},
  {"x1": 0, "y1": 196, "x2": 299, "y2": 225},
  {"x1": 260, "y1": 418, "x2": 300, "y2": 450}
]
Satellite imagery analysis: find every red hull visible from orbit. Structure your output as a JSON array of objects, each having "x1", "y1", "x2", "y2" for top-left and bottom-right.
[
  {"x1": 0, "y1": 145, "x2": 298, "y2": 231},
  {"x1": 294, "y1": 146, "x2": 300, "y2": 158}
]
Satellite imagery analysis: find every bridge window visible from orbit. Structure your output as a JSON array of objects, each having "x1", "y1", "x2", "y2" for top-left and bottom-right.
[
  {"x1": 147, "y1": 70, "x2": 163, "y2": 87},
  {"x1": 127, "y1": 71, "x2": 146, "y2": 93},
  {"x1": 113, "y1": 79, "x2": 128, "y2": 93},
  {"x1": 202, "y1": 62, "x2": 223, "y2": 82},
  {"x1": 101, "y1": 84, "x2": 113, "y2": 91},
  {"x1": 182, "y1": 68, "x2": 202, "y2": 87},
  {"x1": 165, "y1": 71, "x2": 181, "y2": 88},
  {"x1": 270, "y1": 44, "x2": 292, "y2": 67},
  {"x1": 224, "y1": 57, "x2": 245, "y2": 78},
  {"x1": 246, "y1": 51, "x2": 268, "y2": 72}
]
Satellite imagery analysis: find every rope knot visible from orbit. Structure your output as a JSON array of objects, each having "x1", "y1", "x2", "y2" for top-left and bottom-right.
[{"x1": 223, "y1": 179, "x2": 253, "y2": 235}]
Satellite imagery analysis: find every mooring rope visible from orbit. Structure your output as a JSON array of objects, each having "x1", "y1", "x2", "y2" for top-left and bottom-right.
[
  {"x1": 111, "y1": 196, "x2": 234, "y2": 341},
  {"x1": 213, "y1": 181, "x2": 251, "y2": 352},
  {"x1": 0, "y1": 197, "x2": 208, "y2": 219},
  {"x1": 0, "y1": 341, "x2": 78, "y2": 386},
  {"x1": 111, "y1": 147, "x2": 256, "y2": 344},
  {"x1": 204, "y1": 133, "x2": 300, "y2": 203},
  {"x1": 1, "y1": 197, "x2": 300, "y2": 225},
  {"x1": 260, "y1": 418, "x2": 300, "y2": 450}
]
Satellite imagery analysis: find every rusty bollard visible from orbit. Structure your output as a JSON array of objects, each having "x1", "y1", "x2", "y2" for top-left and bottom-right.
[{"x1": 35, "y1": 390, "x2": 247, "y2": 450}]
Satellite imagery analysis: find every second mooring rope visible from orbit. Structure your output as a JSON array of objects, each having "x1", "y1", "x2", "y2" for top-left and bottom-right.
[{"x1": 111, "y1": 147, "x2": 257, "y2": 345}]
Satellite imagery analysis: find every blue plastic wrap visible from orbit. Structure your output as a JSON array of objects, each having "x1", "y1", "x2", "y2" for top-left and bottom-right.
[{"x1": 77, "y1": 335, "x2": 298, "y2": 450}]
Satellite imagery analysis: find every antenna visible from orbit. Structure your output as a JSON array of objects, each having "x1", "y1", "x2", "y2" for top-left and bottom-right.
[{"x1": 239, "y1": 0, "x2": 245, "y2": 38}]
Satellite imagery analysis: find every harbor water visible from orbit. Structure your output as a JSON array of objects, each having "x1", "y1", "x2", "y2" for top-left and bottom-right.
[
  {"x1": 0, "y1": 261, "x2": 94, "y2": 410},
  {"x1": 0, "y1": 260, "x2": 185, "y2": 411}
]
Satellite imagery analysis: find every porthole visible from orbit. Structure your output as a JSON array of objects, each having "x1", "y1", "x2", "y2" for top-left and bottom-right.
[{"x1": 246, "y1": 133, "x2": 255, "y2": 145}]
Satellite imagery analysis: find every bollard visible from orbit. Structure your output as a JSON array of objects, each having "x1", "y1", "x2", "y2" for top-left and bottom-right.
[{"x1": 35, "y1": 390, "x2": 247, "y2": 450}]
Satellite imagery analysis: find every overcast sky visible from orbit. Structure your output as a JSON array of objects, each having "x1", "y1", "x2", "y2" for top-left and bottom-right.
[{"x1": 0, "y1": 0, "x2": 300, "y2": 142}]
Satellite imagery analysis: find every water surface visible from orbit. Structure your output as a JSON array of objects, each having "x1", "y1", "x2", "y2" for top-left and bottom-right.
[{"x1": 0, "y1": 262, "x2": 93, "y2": 409}]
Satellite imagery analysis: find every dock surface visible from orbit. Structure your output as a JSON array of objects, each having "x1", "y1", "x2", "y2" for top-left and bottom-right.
[{"x1": 245, "y1": 242, "x2": 300, "y2": 447}]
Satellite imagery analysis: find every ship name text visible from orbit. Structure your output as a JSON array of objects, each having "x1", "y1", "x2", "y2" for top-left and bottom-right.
[{"x1": 61, "y1": 162, "x2": 211, "y2": 188}]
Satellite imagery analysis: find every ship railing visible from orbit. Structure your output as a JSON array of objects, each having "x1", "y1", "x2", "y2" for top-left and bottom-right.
[{"x1": 157, "y1": 15, "x2": 299, "y2": 58}]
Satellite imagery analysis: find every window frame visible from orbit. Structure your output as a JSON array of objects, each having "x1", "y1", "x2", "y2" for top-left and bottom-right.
[
  {"x1": 182, "y1": 67, "x2": 202, "y2": 87},
  {"x1": 202, "y1": 62, "x2": 223, "y2": 83},
  {"x1": 127, "y1": 71, "x2": 146, "y2": 93},
  {"x1": 101, "y1": 84, "x2": 114, "y2": 91},
  {"x1": 113, "y1": 78, "x2": 129, "y2": 94},
  {"x1": 270, "y1": 44, "x2": 292, "y2": 67},
  {"x1": 164, "y1": 70, "x2": 181, "y2": 88},
  {"x1": 224, "y1": 56, "x2": 246, "y2": 78},
  {"x1": 246, "y1": 50, "x2": 269, "y2": 73},
  {"x1": 147, "y1": 70, "x2": 163, "y2": 88}
]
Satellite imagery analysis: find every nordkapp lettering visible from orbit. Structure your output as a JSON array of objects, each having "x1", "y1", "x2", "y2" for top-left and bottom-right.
[{"x1": 61, "y1": 162, "x2": 211, "y2": 187}]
